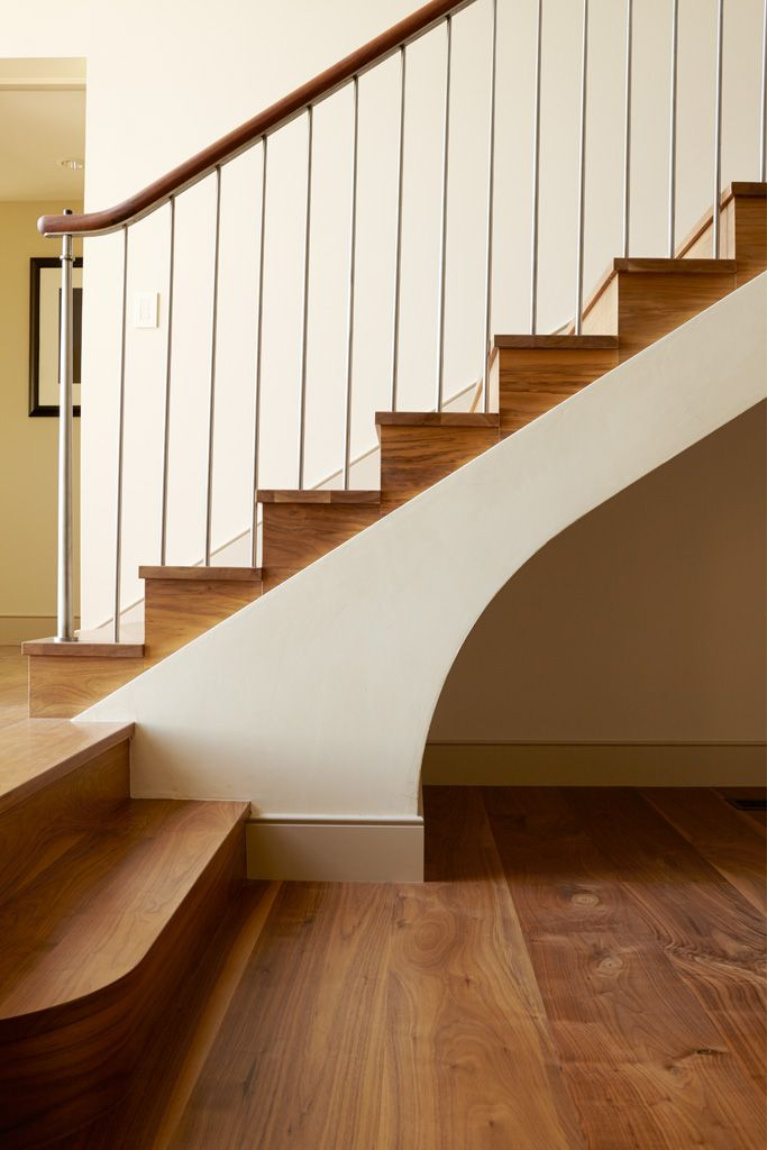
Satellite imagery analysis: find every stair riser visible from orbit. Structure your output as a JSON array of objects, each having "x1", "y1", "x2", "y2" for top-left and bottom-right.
[
  {"x1": 262, "y1": 503, "x2": 380, "y2": 590},
  {"x1": 144, "y1": 577, "x2": 263, "y2": 661},
  {"x1": 0, "y1": 743, "x2": 129, "y2": 904},
  {"x1": 496, "y1": 348, "x2": 619, "y2": 438},
  {"x1": 28, "y1": 654, "x2": 146, "y2": 719},
  {"x1": 0, "y1": 814, "x2": 246, "y2": 1147},
  {"x1": 379, "y1": 425, "x2": 500, "y2": 509},
  {"x1": 615, "y1": 270, "x2": 738, "y2": 362}
]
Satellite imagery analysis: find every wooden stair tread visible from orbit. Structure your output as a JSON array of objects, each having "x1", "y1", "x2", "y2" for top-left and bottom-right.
[
  {"x1": 612, "y1": 257, "x2": 738, "y2": 274},
  {"x1": 493, "y1": 335, "x2": 619, "y2": 349},
  {"x1": 375, "y1": 411, "x2": 500, "y2": 427},
  {"x1": 139, "y1": 566, "x2": 263, "y2": 582},
  {"x1": 257, "y1": 489, "x2": 381, "y2": 504},
  {"x1": 729, "y1": 181, "x2": 767, "y2": 197},
  {"x1": 0, "y1": 798, "x2": 248, "y2": 1019},
  {"x1": 22, "y1": 638, "x2": 145, "y2": 658},
  {"x1": 0, "y1": 720, "x2": 133, "y2": 817}
]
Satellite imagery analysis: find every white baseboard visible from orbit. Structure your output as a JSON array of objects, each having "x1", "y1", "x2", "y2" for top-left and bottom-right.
[
  {"x1": 246, "y1": 815, "x2": 424, "y2": 882},
  {"x1": 0, "y1": 616, "x2": 81, "y2": 644},
  {"x1": 422, "y1": 742, "x2": 767, "y2": 786}
]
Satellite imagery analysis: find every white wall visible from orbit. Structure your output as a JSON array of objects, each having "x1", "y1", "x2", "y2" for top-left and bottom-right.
[
  {"x1": 79, "y1": 277, "x2": 767, "y2": 874},
  {"x1": 3, "y1": 0, "x2": 764, "y2": 628}
]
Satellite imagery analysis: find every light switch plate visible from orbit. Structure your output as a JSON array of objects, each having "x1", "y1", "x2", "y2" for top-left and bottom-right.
[{"x1": 133, "y1": 291, "x2": 159, "y2": 329}]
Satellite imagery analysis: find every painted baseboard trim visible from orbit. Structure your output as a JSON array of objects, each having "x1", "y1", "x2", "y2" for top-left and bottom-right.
[
  {"x1": 0, "y1": 616, "x2": 81, "y2": 644},
  {"x1": 422, "y1": 742, "x2": 767, "y2": 786},
  {"x1": 246, "y1": 815, "x2": 424, "y2": 882}
]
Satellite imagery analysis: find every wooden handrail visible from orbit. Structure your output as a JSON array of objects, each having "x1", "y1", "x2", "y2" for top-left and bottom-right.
[{"x1": 38, "y1": 0, "x2": 474, "y2": 238}]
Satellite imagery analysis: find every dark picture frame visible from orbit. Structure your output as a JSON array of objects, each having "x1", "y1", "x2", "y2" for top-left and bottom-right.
[{"x1": 29, "y1": 256, "x2": 84, "y2": 417}]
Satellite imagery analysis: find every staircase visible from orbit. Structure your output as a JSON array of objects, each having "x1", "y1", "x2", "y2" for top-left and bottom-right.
[
  {"x1": 6, "y1": 187, "x2": 763, "y2": 1143},
  {"x1": 5, "y1": 0, "x2": 767, "y2": 1140},
  {"x1": 22, "y1": 182, "x2": 765, "y2": 715}
]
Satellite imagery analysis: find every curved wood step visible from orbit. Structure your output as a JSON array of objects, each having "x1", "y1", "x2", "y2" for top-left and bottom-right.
[{"x1": 0, "y1": 797, "x2": 248, "y2": 1146}]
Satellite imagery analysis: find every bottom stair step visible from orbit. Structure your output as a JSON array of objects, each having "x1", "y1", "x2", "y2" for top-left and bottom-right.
[{"x1": 0, "y1": 797, "x2": 248, "y2": 1147}]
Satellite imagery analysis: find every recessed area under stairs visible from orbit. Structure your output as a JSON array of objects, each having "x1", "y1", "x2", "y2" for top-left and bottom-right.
[{"x1": 51, "y1": 783, "x2": 766, "y2": 1149}]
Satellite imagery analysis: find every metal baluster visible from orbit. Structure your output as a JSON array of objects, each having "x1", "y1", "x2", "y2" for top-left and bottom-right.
[
  {"x1": 204, "y1": 166, "x2": 222, "y2": 566},
  {"x1": 114, "y1": 227, "x2": 129, "y2": 641},
  {"x1": 483, "y1": 0, "x2": 499, "y2": 406},
  {"x1": 760, "y1": 0, "x2": 766, "y2": 180},
  {"x1": 622, "y1": 0, "x2": 633, "y2": 257},
  {"x1": 668, "y1": 0, "x2": 679, "y2": 256},
  {"x1": 530, "y1": 0, "x2": 543, "y2": 334},
  {"x1": 56, "y1": 209, "x2": 76, "y2": 643},
  {"x1": 712, "y1": 0, "x2": 724, "y2": 257},
  {"x1": 298, "y1": 107, "x2": 314, "y2": 487},
  {"x1": 160, "y1": 196, "x2": 176, "y2": 566},
  {"x1": 343, "y1": 77, "x2": 360, "y2": 489},
  {"x1": 436, "y1": 15, "x2": 453, "y2": 410},
  {"x1": 574, "y1": 0, "x2": 589, "y2": 335},
  {"x1": 251, "y1": 139, "x2": 268, "y2": 568},
  {"x1": 391, "y1": 46, "x2": 407, "y2": 412}
]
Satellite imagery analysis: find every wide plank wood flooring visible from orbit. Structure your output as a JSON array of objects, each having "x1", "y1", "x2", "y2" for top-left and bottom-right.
[{"x1": 59, "y1": 784, "x2": 766, "y2": 1149}]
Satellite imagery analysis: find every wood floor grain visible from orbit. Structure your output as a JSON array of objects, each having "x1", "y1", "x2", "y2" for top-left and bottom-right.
[
  {"x1": 55, "y1": 786, "x2": 766, "y2": 1149},
  {"x1": 485, "y1": 787, "x2": 766, "y2": 1149},
  {"x1": 172, "y1": 882, "x2": 396, "y2": 1149},
  {"x1": 642, "y1": 787, "x2": 767, "y2": 913},
  {"x1": 385, "y1": 787, "x2": 583, "y2": 1149},
  {"x1": 564, "y1": 788, "x2": 767, "y2": 1104}
]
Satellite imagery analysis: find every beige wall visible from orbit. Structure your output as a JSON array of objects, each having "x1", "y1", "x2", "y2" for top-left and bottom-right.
[
  {"x1": 429, "y1": 401, "x2": 767, "y2": 746},
  {"x1": 0, "y1": 201, "x2": 82, "y2": 641}
]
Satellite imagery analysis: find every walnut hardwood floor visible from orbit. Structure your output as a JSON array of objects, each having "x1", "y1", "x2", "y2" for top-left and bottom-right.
[{"x1": 58, "y1": 786, "x2": 766, "y2": 1149}]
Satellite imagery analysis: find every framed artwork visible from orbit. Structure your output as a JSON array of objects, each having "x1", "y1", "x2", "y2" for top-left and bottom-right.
[{"x1": 29, "y1": 256, "x2": 84, "y2": 417}]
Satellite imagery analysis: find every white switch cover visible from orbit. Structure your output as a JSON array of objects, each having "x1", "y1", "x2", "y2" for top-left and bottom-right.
[{"x1": 133, "y1": 291, "x2": 159, "y2": 328}]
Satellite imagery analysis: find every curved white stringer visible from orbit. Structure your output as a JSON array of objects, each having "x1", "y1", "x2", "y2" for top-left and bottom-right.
[{"x1": 82, "y1": 274, "x2": 767, "y2": 880}]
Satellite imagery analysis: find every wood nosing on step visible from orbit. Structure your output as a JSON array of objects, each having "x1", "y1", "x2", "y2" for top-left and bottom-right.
[
  {"x1": 22, "y1": 638, "x2": 145, "y2": 658},
  {"x1": 375, "y1": 411, "x2": 501, "y2": 427},
  {"x1": 493, "y1": 335, "x2": 619, "y2": 350},
  {"x1": 257, "y1": 489, "x2": 381, "y2": 505},
  {"x1": 612, "y1": 257, "x2": 738, "y2": 274},
  {"x1": 729, "y1": 181, "x2": 767, "y2": 198},
  {"x1": 139, "y1": 566, "x2": 263, "y2": 582}
]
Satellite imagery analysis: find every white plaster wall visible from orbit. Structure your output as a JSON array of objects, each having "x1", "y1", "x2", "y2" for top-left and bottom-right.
[
  {"x1": 3, "y1": 0, "x2": 764, "y2": 630},
  {"x1": 81, "y1": 275, "x2": 767, "y2": 825}
]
